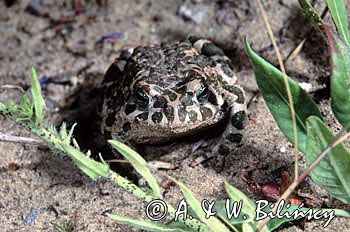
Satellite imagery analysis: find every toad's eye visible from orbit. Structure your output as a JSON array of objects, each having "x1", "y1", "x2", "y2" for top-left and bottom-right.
[
  {"x1": 195, "y1": 84, "x2": 210, "y2": 103},
  {"x1": 134, "y1": 88, "x2": 150, "y2": 107}
]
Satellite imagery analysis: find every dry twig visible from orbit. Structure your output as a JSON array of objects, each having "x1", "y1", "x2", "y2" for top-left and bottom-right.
[
  {"x1": 255, "y1": 0, "x2": 299, "y2": 180},
  {"x1": 0, "y1": 132, "x2": 46, "y2": 146}
]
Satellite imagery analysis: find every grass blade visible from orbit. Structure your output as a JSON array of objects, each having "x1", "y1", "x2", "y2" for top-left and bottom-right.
[
  {"x1": 245, "y1": 41, "x2": 323, "y2": 153},
  {"x1": 58, "y1": 141, "x2": 110, "y2": 181},
  {"x1": 326, "y1": 0, "x2": 350, "y2": 45},
  {"x1": 242, "y1": 223, "x2": 255, "y2": 232},
  {"x1": 173, "y1": 179, "x2": 230, "y2": 232},
  {"x1": 224, "y1": 182, "x2": 255, "y2": 223},
  {"x1": 107, "y1": 214, "x2": 187, "y2": 232},
  {"x1": 109, "y1": 140, "x2": 161, "y2": 197},
  {"x1": 306, "y1": 116, "x2": 350, "y2": 203},
  {"x1": 30, "y1": 67, "x2": 46, "y2": 124},
  {"x1": 298, "y1": 0, "x2": 326, "y2": 42},
  {"x1": 224, "y1": 182, "x2": 270, "y2": 232}
]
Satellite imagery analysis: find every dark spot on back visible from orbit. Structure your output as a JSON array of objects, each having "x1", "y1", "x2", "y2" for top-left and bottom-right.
[
  {"x1": 200, "y1": 107, "x2": 213, "y2": 120},
  {"x1": 218, "y1": 144, "x2": 229, "y2": 156},
  {"x1": 175, "y1": 86, "x2": 187, "y2": 95},
  {"x1": 164, "y1": 105, "x2": 174, "y2": 122},
  {"x1": 202, "y1": 42, "x2": 224, "y2": 56},
  {"x1": 125, "y1": 104, "x2": 137, "y2": 115},
  {"x1": 105, "y1": 112, "x2": 116, "y2": 127},
  {"x1": 231, "y1": 111, "x2": 246, "y2": 130},
  {"x1": 122, "y1": 122, "x2": 132, "y2": 132},
  {"x1": 189, "y1": 110, "x2": 198, "y2": 122},
  {"x1": 164, "y1": 90, "x2": 177, "y2": 101},
  {"x1": 226, "y1": 133, "x2": 243, "y2": 143},
  {"x1": 178, "y1": 105, "x2": 187, "y2": 122},
  {"x1": 180, "y1": 92, "x2": 194, "y2": 106},
  {"x1": 151, "y1": 112, "x2": 163, "y2": 123},
  {"x1": 153, "y1": 96, "x2": 167, "y2": 108}
]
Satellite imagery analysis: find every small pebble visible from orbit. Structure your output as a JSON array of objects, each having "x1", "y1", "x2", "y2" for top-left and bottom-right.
[
  {"x1": 299, "y1": 82, "x2": 313, "y2": 92},
  {"x1": 97, "y1": 32, "x2": 124, "y2": 44},
  {"x1": 25, "y1": 209, "x2": 40, "y2": 226},
  {"x1": 178, "y1": 1, "x2": 208, "y2": 24},
  {"x1": 99, "y1": 189, "x2": 109, "y2": 196}
]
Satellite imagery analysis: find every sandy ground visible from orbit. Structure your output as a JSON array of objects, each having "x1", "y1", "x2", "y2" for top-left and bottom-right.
[{"x1": 0, "y1": 0, "x2": 349, "y2": 231}]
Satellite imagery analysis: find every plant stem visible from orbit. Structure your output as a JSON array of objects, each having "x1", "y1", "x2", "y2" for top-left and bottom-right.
[{"x1": 255, "y1": 0, "x2": 299, "y2": 181}]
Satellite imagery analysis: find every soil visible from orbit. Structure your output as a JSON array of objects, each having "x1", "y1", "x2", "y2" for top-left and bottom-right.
[{"x1": 0, "y1": 0, "x2": 349, "y2": 231}]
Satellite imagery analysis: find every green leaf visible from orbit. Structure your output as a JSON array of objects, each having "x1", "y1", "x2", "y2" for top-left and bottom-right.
[
  {"x1": 174, "y1": 179, "x2": 230, "y2": 232},
  {"x1": 109, "y1": 171, "x2": 156, "y2": 203},
  {"x1": 298, "y1": 0, "x2": 326, "y2": 42},
  {"x1": 224, "y1": 182, "x2": 270, "y2": 232},
  {"x1": 59, "y1": 122, "x2": 68, "y2": 140},
  {"x1": 330, "y1": 37, "x2": 350, "y2": 129},
  {"x1": 333, "y1": 209, "x2": 350, "y2": 217},
  {"x1": 245, "y1": 41, "x2": 323, "y2": 153},
  {"x1": 326, "y1": 0, "x2": 350, "y2": 46},
  {"x1": 265, "y1": 203, "x2": 310, "y2": 230},
  {"x1": 66, "y1": 123, "x2": 77, "y2": 143},
  {"x1": 19, "y1": 94, "x2": 32, "y2": 110},
  {"x1": 107, "y1": 214, "x2": 187, "y2": 232},
  {"x1": 213, "y1": 200, "x2": 246, "y2": 225},
  {"x1": 30, "y1": 67, "x2": 46, "y2": 124},
  {"x1": 166, "y1": 207, "x2": 211, "y2": 232},
  {"x1": 4, "y1": 95, "x2": 34, "y2": 124},
  {"x1": 58, "y1": 141, "x2": 110, "y2": 181},
  {"x1": 166, "y1": 220, "x2": 210, "y2": 232},
  {"x1": 306, "y1": 116, "x2": 350, "y2": 203},
  {"x1": 242, "y1": 223, "x2": 255, "y2": 232},
  {"x1": 224, "y1": 182, "x2": 255, "y2": 223},
  {"x1": 17, "y1": 95, "x2": 34, "y2": 122},
  {"x1": 59, "y1": 123, "x2": 77, "y2": 144},
  {"x1": 109, "y1": 140, "x2": 161, "y2": 197}
]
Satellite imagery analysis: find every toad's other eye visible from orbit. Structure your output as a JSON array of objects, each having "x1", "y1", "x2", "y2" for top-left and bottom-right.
[
  {"x1": 195, "y1": 84, "x2": 210, "y2": 103},
  {"x1": 134, "y1": 88, "x2": 150, "y2": 107}
]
